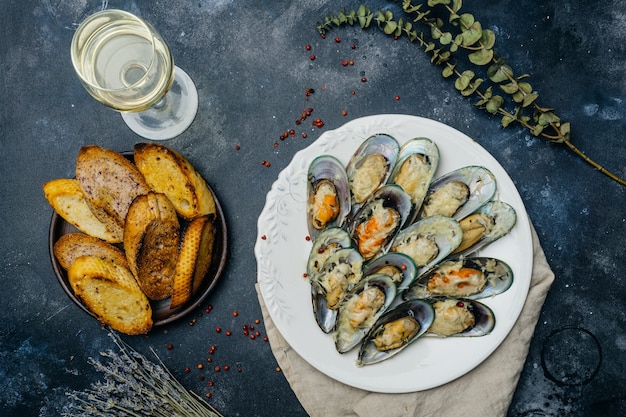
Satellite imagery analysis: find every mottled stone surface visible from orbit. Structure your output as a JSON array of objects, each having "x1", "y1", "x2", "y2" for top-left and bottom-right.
[{"x1": 1, "y1": 0, "x2": 624, "y2": 416}]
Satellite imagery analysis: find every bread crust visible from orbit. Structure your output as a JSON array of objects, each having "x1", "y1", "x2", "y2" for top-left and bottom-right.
[
  {"x1": 134, "y1": 143, "x2": 216, "y2": 220},
  {"x1": 76, "y1": 145, "x2": 150, "y2": 231},
  {"x1": 124, "y1": 192, "x2": 180, "y2": 300},
  {"x1": 43, "y1": 178, "x2": 123, "y2": 243},
  {"x1": 170, "y1": 215, "x2": 215, "y2": 309},
  {"x1": 68, "y1": 255, "x2": 153, "y2": 335},
  {"x1": 54, "y1": 232, "x2": 128, "y2": 271}
]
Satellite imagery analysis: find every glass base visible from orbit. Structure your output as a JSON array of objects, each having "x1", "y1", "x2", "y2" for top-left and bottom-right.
[{"x1": 121, "y1": 66, "x2": 198, "y2": 140}]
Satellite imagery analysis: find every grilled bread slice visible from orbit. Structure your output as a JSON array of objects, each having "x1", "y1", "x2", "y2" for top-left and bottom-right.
[
  {"x1": 133, "y1": 142, "x2": 216, "y2": 220},
  {"x1": 124, "y1": 192, "x2": 180, "y2": 300},
  {"x1": 75, "y1": 145, "x2": 151, "y2": 233},
  {"x1": 54, "y1": 232, "x2": 128, "y2": 270},
  {"x1": 170, "y1": 215, "x2": 216, "y2": 309},
  {"x1": 68, "y1": 255, "x2": 152, "y2": 335},
  {"x1": 43, "y1": 178, "x2": 123, "y2": 243}
]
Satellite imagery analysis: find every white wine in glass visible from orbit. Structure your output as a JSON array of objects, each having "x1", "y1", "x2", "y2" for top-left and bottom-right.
[{"x1": 71, "y1": 9, "x2": 198, "y2": 140}]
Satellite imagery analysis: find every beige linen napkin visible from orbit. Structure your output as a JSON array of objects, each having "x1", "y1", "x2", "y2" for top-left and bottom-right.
[{"x1": 256, "y1": 223, "x2": 554, "y2": 417}]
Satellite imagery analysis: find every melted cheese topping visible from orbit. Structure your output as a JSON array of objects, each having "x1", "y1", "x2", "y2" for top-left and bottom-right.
[
  {"x1": 319, "y1": 260, "x2": 363, "y2": 309},
  {"x1": 426, "y1": 266, "x2": 487, "y2": 297},
  {"x1": 422, "y1": 181, "x2": 469, "y2": 218},
  {"x1": 355, "y1": 200, "x2": 400, "y2": 260},
  {"x1": 373, "y1": 317, "x2": 420, "y2": 351},
  {"x1": 429, "y1": 299, "x2": 475, "y2": 336},
  {"x1": 392, "y1": 154, "x2": 431, "y2": 203},
  {"x1": 393, "y1": 234, "x2": 439, "y2": 267},
  {"x1": 350, "y1": 154, "x2": 387, "y2": 203}
]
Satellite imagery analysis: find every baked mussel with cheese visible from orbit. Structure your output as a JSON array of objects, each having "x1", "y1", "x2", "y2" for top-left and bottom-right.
[
  {"x1": 345, "y1": 134, "x2": 400, "y2": 210},
  {"x1": 390, "y1": 215, "x2": 463, "y2": 275},
  {"x1": 334, "y1": 274, "x2": 397, "y2": 353},
  {"x1": 427, "y1": 298, "x2": 495, "y2": 337},
  {"x1": 310, "y1": 247, "x2": 365, "y2": 333},
  {"x1": 356, "y1": 299, "x2": 434, "y2": 366},
  {"x1": 346, "y1": 185, "x2": 412, "y2": 261},
  {"x1": 451, "y1": 200, "x2": 517, "y2": 257},
  {"x1": 306, "y1": 155, "x2": 351, "y2": 240},
  {"x1": 306, "y1": 227, "x2": 352, "y2": 277},
  {"x1": 419, "y1": 166, "x2": 496, "y2": 221},
  {"x1": 388, "y1": 137, "x2": 440, "y2": 223},
  {"x1": 362, "y1": 252, "x2": 418, "y2": 293},
  {"x1": 403, "y1": 256, "x2": 514, "y2": 301}
]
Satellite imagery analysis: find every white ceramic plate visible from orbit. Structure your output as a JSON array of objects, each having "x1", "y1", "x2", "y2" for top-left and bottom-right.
[{"x1": 255, "y1": 114, "x2": 532, "y2": 393}]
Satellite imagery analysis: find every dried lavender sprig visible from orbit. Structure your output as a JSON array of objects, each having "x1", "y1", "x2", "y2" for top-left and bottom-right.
[{"x1": 63, "y1": 332, "x2": 223, "y2": 417}]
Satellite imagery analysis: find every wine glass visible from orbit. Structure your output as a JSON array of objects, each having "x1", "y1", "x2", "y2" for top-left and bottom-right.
[{"x1": 71, "y1": 9, "x2": 198, "y2": 140}]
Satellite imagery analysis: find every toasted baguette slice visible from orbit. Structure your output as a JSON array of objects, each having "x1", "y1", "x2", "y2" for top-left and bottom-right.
[
  {"x1": 124, "y1": 192, "x2": 180, "y2": 300},
  {"x1": 134, "y1": 143, "x2": 216, "y2": 220},
  {"x1": 75, "y1": 145, "x2": 150, "y2": 232},
  {"x1": 170, "y1": 215, "x2": 215, "y2": 309},
  {"x1": 68, "y1": 255, "x2": 152, "y2": 335},
  {"x1": 54, "y1": 233, "x2": 128, "y2": 270},
  {"x1": 44, "y1": 179, "x2": 123, "y2": 243}
]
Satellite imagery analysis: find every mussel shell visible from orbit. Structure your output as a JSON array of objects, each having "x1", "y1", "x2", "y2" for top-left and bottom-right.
[
  {"x1": 346, "y1": 184, "x2": 412, "y2": 261},
  {"x1": 419, "y1": 166, "x2": 496, "y2": 220},
  {"x1": 388, "y1": 138, "x2": 440, "y2": 223},
  {"x1": 306, "y1": 155, "x2": 351, "y2": 240},
  {"x1": 346, "y1": 134, "x2": 400, "y2": 208},
  {"x1": 426, "y1": 297, "x2": 495, "y2": 337},
  {"x1": 362, "y1": 252, "x2": 418, "y2": 292},
  {"x1": 390, "y1": 215, "x2": 463, "y2": 274},
  {"x1": 403, "y1": 257, "x2": 514, "y2": 301},
  {"x1": 306, "y1": 227, "x2": 352, "y2": 277},
  {"x1": 311, "y1": 247, "x2": 364, "y2": 333},
  {"x1": 356, "y1": 299, "x2": 435, "y2": 366},
  {"x1": 334, "y1": 274, "x2": 397, "y2": 353},
  {"x1": 453, "y1": 200, "x2": 517, "y2": 258}
]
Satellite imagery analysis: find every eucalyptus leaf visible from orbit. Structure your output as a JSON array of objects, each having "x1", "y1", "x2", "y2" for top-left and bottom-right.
[
  {"x1": 480, "y1": 29, "x2": 496, "y2": 49},
  {"x1": 538, "y1": 111, "x2": 560, "y2": 126},
  {"x1": 440, "y1": 32, "x2": 453, "y2": 44},
  {"x1": 462, "y1": 22, "x2": 483, "y2": 46},
  {"x1": 469, "y1": 48, "x2": 493, "y2": 65},
  {"x1": 501, "y1": 115, "x2": 515, "y2": 127},
  {"x1": 455, "y1": 70, "x2": 475, "y2": 90},
  {"x1": 531, "y1": 124, "x2": 544, "y2": 136},
  {"x1": 459, "y1": 13, "x2": 475, "y2": 27},
  {"x1": 519, "y1": 82, "x2": 532, "y2": 93},
  {"x1": 523, "y1": 93, "x2": 539, "y2": 107},
  {"x1": 500, "y1": 81, "x2": 519, "y2": 94},
  {"x1": 452, "y1": 0, "x2": 463, "y2": 12},
  {"x1": 385, "y1": 21, "x2": 398, "y2": 34},
  {"x1": 486, "y1": 96, "x2": 504, "y2": 114},
  {"x1": 428, "y1": 0, "x2": 451, "y2": 6},
  {"x1": 462, "y1": 78, "x2": 483, "y2": 96},
  {"x1": 442, "y1": 64, "x2": 456, "y2": 78},
  {"x1": 488, "y1": 63, "x2": 513, "y2": 83}
]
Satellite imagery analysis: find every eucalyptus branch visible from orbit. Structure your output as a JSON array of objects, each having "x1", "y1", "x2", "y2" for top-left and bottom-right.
[{"x1": 316, "y1": 1, "x2": 625, "y2": 186}]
